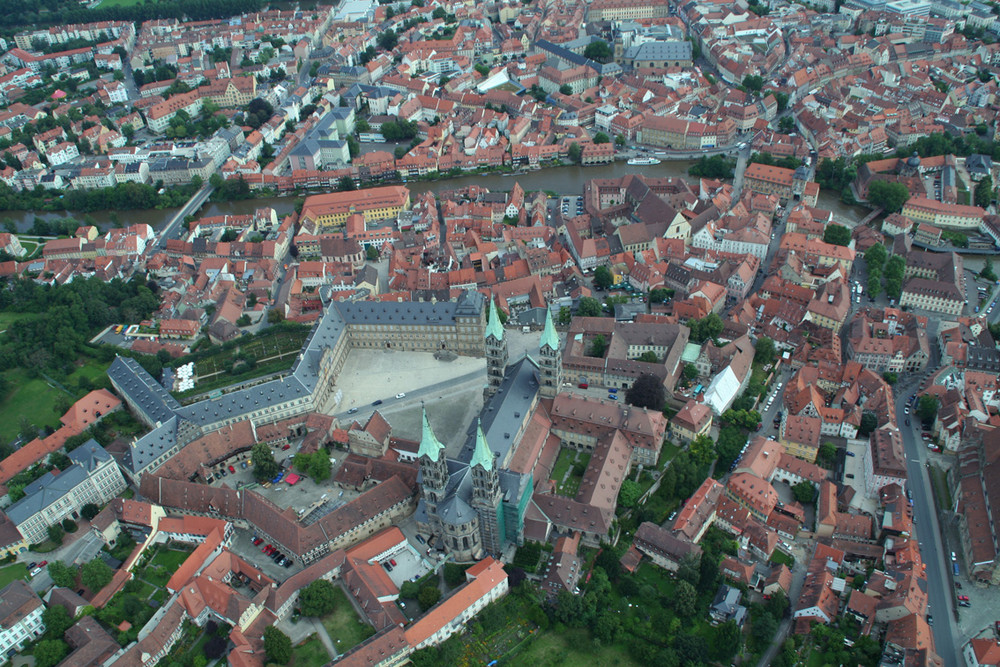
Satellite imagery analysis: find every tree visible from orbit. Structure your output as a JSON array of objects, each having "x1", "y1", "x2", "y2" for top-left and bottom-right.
[
  {"x1": 264, "y1": 627, "x2": 292, "y2": 665},
  {"x1": 713, "y1": 620, "x2": 742, "y2": 662},
  {"x1": 443, "y1": 563, "x2": 468, "y2": 587},
  {"x1": 48, "y1": 561, "x2": 77, "y2": 588},
  {"x1": 638, "y1": 351, "x2": 659, "y2": 363},
  {"x1": 204, "y1": 635, "x2": 228, "y2": 660},
  {"x1": 981, "y1": 258, "x2": 997, "y2": 282},
  {"x1": 793, "y1": 481, "x2": 816, "y2": 504},
  {"x1": 584, "y1": 40, "x2": 612, "y2": 62},
  {"x1": 823, "y1": 223, "x2": 851, "y2": 247},
  {"x1": 251, "y1": 442, "x2": 280, "y2": 482},
  {"x1": 366, "y1": 245, "x2": 379, "y2": 261},
  {"x1": 688, "y1": 312, "x2": 724, "y2": 343},
  {"x1": 293, "y1": 451, "x2": 331, "y2": 482},
  {"x1": 593, "y1": 265, "x2": 613, "y2": 289},
  {"x1": 568, "y1": 142, "x2": 582, "y2": 164},
  {"x1": 975, "y1": 174, "x2": 993, "y2": 209},
  {"x1": 859, "y1": 411, "x2": 878, "y2": 436},
  {"x1": 592, "y1": 131, "x2": 611, "y2": 144},
  {"x1": 336, "y1": 175, "x2": 357, "y2": 191},
  {"x1": 689, "y1": 155, "x2": 735, "y2": 179},
  {"x1": 267, "y1": 309, "x2": 285, "y2": 324},
  {"x1": 474, "y1": 63, "x2": 490, "y2": 76},
  {"x1": 766, "y1": 590, "x2": 789, "y2": 619},
  {"x1": 673, "y1": 580, "x2": 698, "y2": 617},
  {"x1": 625, "y1": 373, "x2": 666, "y2": 411},
  {"x1": 418, "y1": 585, "x2": 441, "y2": 610},
  {"x1": 754, "y1": 336, "x2": 776, "y2": 365},
  {"x1": 559, "y1": 84, "x2": 573, "y2": 96},
  {"x1": 299, "y1": 580, "x2": 338, "y2": 617},
  {"x1": 615, "y1": 134, "x2": 626, "y2": 147},
  {"x1": 865, "y1": 242, "x2": 887, "y2": 270},
  {"x1": 778, "y1": 116, "x2": 796, "y2": 134},
  {"x1": 817, "y1": 442, "x2": 837, "y2": 468},
  {"x1": 917, "y1": 394, "x2": 939, "y2": 424},
  {"x1": 62, "y1": 518, "x2": 77, "y2": 532},
  {"x1": 867, "y1": 180, "x2": 910, "y2": 213},
  {"x1": 33, "y1": 640, "x2": 69, "y2": 667},
  {"x1": 588, "y1": 334, "x2": 608, "y2": 358},
  {"x1": 867, "y1": 270, "x2": 883, "y2": 298},
  {"x1": 618, "y1": 480, "x2": 642, "y2": 508},
  {"x1": 716, "y1": 426, "x2": 747, "y2": 470},
  {"x1": 577, "y1": 296, "x2": 602, "y2": 317},
  {"x1": 690, "y1": 434, "x2": 716, "y2": 465},
  {"x1": 649, "y1": 288, "x2": 673, "y2": 303},
  {"x1": 48, "y1": 523, "x2": 64, "y2": 545},
  {"x1": 883, "y1": 371, "x2": 898, "y2": 384},
  {"x1": 81, "y1": 559, "x2": 113, "y2": 591},
  {"x1": 42, "y1": 605, "x2": 73, "y2": 638},
  {"x1": 377, "y1": 29, "x2": 398, "y2": 51}
]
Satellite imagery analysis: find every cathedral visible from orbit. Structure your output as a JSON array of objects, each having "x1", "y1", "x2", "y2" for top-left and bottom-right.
[{"x1": 415, "y1": 301, "x2": 562, "y2": 561}]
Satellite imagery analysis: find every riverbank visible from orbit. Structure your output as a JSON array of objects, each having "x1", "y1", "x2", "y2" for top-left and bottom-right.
[{"x1": 0, "y1": 157, "x2": 872, "y2": 233}]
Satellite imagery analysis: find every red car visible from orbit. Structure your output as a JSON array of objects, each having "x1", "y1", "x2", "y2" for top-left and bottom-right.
[
  {"x1": 959, "y1": 595, "x2": 970, "y2": 601},
  {"x1": 228, "y1": 465, "x2": 236, "y2": 473},
  {"x1": 282, "y1": 444, "x2": 291, "y2": 450},
  {"x1": 39, "y1": 560, "x2": 47, "y2": 567},
  {"x1": 390, "y1": 559, "x2": 397, "y2": 567},
  {"x1": 252, "y1": 537, "x2": 263, "y2": 546}
]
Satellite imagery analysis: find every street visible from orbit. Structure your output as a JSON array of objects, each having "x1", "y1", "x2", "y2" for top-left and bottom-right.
[{"x1": 896, "y1": 372, "x2": 959, "y2": 667}]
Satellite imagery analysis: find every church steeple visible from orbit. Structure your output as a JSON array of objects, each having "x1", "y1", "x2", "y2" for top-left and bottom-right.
[
  {"x1": 484, "y1": 296, "x2": 508, "y2": 398},
  {"x1": 471, "y1": 419, "x2": 494, "y2": 471},
  {"x1": 538, "y1": 308, "x2": 562, "y2": 399},
  {"x1": 418, "y1": 407, "x2": 449, "y2": 508},
  {"x1": 470, "y1": 419, "x2": 503, "y2": 555}
]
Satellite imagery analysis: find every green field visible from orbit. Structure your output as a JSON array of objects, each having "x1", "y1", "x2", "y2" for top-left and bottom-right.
[
  {"x1": 323, "y1": 587, "x2": 374, "y2": 653},
  {"x1": 510, "y1": 628, "x2": 643, "y2": 667},
  {"x1": 290, "y1": 636, "x2": 331, "y2": 667},
  {"x1": 96, "y1": 0, "x2": 144, "y2": 8},
  {"x1": 149, "y1": 547, "x2": 194, "y2": 571},
  {"x1": 0, "y1": 357, "x2": 112, "y2": 443},
  {"x1": 0, "y1": 563, "x2": 29, "y2": 588},
  {"x1": 0, "y1": 369, "x2": 64, "y2": 442},
  {"x1": 0, "y1": 311, "x2": 37, "y2": 332}
]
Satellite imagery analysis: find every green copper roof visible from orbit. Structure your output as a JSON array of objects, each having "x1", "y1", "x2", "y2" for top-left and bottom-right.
[
  {"x1": 471, "y1": 419, "x2": 493, "y2": 471},
  {"x1": 540, "y1": 307, "x2": 559, "y2": 351},
  {"x1": 486, "y1": 297, "x2": 504, "y2": 342},
  {"x1": 417, "y1": 407, "x2": 444, "y2": 462}
]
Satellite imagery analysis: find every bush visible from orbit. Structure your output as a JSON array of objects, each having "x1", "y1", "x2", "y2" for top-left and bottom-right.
[
  {"x1": 443, "y1": 563, "x2": 469, "y2": 587},
  {"x1": 418, "y1": 585, "x2": 441, "y2": 610},
  {"x1": 62, "y1": 518, "x2": 78, "y2": 533}
]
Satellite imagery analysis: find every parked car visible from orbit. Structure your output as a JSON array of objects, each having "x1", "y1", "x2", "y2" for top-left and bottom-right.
[
  {"x1": 958, "y1": 595, "x2": 970, "y2": 601},
  {"x1": 415, "y1": 534, "x2": 426, "y2": 544},
  {"x1": 283, "y1": 559, "x2": 293, "y2": 568},
  {"x1": 846, "y1": 452, "x2": 855, "y2": 457},
  {"x1": 960, "y1": 601, "x2": 971, "y2": 607},
  {"x1": 27, "y1": 562, "x2": 36, "y2": 569},
  {"x1": 348, "y1": 407, "x2": 359, "y2": 414},
  {"x1": 390, "y1": 559, "x2": 397, "y2": 567},
  {"x1": 228, "y1": 465, "x2": 236, "y2": 473},
  {"x1": 282, "y1": 444, "x2": 291, "y2": 450},
  {"x1": 395, "y1": 393, "x2": 406, "y2": 399},
  {"x1": 252, "y1": 537, "x2": 263, "y2": 546},
  {"x1": 241, "y1": 461, "x2": 248, "y2": 469},
  {"x1": 372, "y1": 399, "x2": 383, "y2": 406}
]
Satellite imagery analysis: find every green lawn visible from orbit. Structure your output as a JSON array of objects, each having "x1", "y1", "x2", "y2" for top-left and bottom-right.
[
  {"x1": 0, "y1": 563, "x2": 28, "y2": 588},
  {"x1": 0, "y1": 356, "x2": 110, "y2": 443},
  {"x1": 322, "y1": 587, "x2": 373, "y2": 653},
  {"x1": 149, "y1": 547, "x2": 194, "y2": 571},
  {"x1": 511, "y1": 628, "x2": 643, "y2": 667},
  {"x1": 550, "y1": 447, "x2": 575, "y2": 483},
  {"x1": 290, "y1": 636, "x2": 331, "y2": 667},
  {"x1": 659, "y1": 442, "x2": 682, "y2": 467},
  {"x1": 0, "y1": 369, "x2": 65, "y2": 442},
  {"x1": 770, "y1": 550, "x2": 795, "y2": 568},
  {"x1": 96, "y1": 0, "x2": 144, "y2": 7},
  {"x1": 0, "y1": 311, "x2": 37, "y2": 332}
]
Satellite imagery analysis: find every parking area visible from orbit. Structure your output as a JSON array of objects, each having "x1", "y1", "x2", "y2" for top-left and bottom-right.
[
  {"x1": 228, "y1": 526, "x2": 305, "y2": 581},
  {"x1": 559, "y1": 196, "x2": 584, "y2": 217},
  {"x1": 955, "y1": 570, "x2": 1000, "y2": 642},
  {"x1": 385, "y1": 541, "x2": 432, "y2": 588}
]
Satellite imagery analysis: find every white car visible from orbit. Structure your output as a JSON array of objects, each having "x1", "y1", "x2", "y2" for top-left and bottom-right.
[{"x1": 395, "y1": 393, "x2": 406, "y2": 399}]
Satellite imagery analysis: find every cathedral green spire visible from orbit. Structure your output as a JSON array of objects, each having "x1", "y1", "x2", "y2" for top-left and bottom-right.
[
  {"x1": 417, "y1": 407, "x2": 444, "y2": 462},
  {"x1": 471, "y1": 419, "x2": 493, "y2": 471},
  {"x1": 540, "y1": 307, "x2": 559, "y2": 351},
  {"x1": 486, "y1": 297, "x2": 504, "y2": 342}
]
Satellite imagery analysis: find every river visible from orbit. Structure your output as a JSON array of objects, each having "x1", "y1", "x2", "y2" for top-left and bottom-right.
[{"x1": 0, "y1": 159, "x2": 871, "y2": 232}]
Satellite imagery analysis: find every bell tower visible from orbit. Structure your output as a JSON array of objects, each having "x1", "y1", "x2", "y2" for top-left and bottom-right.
[
  {"x1": 485, "y1": 296, "x2": 508, "y2": 397},
  {"x1": 538, "y1": 308, "x2": 562, "y2": 399},
  {"x1": 470, "y1": 420, "x2": 504, "y2": 555},
  {"x1": 417, "y1": 407, "x2": 449, "y2": 515}
]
